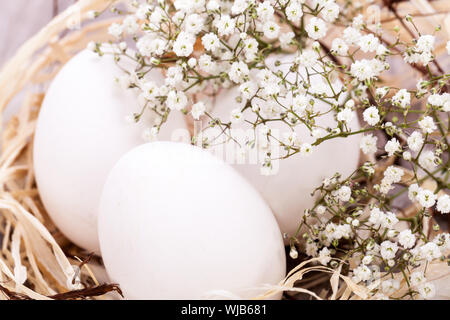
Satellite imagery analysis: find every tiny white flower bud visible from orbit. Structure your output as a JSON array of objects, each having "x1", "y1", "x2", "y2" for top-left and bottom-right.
[
  {"x1": 290, "y1": 247, "x2": 298, "y2": 259},
  {"x1": 188, "y1": 57, "x2": 197, "y2": 68},
  {"x1": 316, "y1": 205, "x2": 326, "y2": 214},
  {"x1": 119, "y1": 42, "x2": 127, "y2": 51}
]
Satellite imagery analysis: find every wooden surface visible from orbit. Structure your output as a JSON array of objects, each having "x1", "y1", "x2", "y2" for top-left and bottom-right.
[{"x1": 0, "y1": 0, "x2": 74, "y2": 69}]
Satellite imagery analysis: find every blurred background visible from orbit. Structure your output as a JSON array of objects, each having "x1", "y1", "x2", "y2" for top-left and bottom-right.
[
  {"x1": 0, "y1": 0, "x2": 75, "y2": 68},
  {"x1": 0, "y1": 1, "x2": 80, "y2": 123}
]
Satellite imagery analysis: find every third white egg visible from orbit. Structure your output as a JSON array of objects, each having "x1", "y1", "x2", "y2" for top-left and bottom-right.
[{"x1": 203, "y1": 54, "x2": 362, "y2": 238}]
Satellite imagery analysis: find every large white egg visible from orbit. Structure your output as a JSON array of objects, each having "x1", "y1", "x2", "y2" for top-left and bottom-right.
[
  {"x1": 204, "y1": 54, "x2": 362, "y2": 238},
  {"x1": 34, "y1": 50, "x2": 189, "y2": 252},
  {"x1": 98, "y1": 142, "x2": 286, "y2": 299}
]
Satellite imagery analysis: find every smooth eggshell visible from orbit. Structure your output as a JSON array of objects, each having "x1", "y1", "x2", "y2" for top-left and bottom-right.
[
  {"x1": 34, "y1": 50, "x2": 188, "y2": 252},
  {"x1": 205, "y1": 54, "x2": 362, "y2": 238},
  {"x1": 98, "y1": 142, "x2": 286, "y2": 299}
]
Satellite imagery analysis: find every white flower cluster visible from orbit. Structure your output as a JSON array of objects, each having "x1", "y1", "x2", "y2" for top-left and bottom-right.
[
  {"x1": 92, "y1": 0, "x2": 449, "y2": 300},
  {"x1": 409, "y1": 184, "x2": 449, "y2": 212},
  {"x1": 428, "y1": 92, "x2": 450, "y2": 112},
  {"x1": 92, "y1": 0, "x2": 358, "y2": 168},
  {"x1": 297, "y1": 166, "x2": 448, "y2": 299},
  {"x1": 301, "y1": 176, "x2": 449, "y2": 299},
  {"x1": 91, "y1": 1, "x2": 449, "y2": 178},
  {"x1": 379, "y1": 165, "x2": 404, "y2": 194},
  {"x1": 404, "y1": 34, "x2": 435, "y2": 66}
]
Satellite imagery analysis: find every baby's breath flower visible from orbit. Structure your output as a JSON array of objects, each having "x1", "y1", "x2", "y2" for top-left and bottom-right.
[
  {"x1": 299, "y1": 143, "x2": 314, "y2": 157},
  {"x1": 185, "y1": 13, "x2": 204, "y2": 35},
  {"x1": 108, "y1": 23, "x2": 123, "y2": 38},
  {"x1": 398, "y1": 229, "x2": 416, "y2": 249},
  {"x1": 123, "y1": 16, "x2": 139, "y2": 35},
  {"x1": 420, "y1": 242, "x2": 441, "y2": 262},
  {"x1": 318, "y1": 247, "x2": 332, "y2": 265},
  {"x1": 362, "y1": 255, "x2": 372, "y2": 265},
  {"x1": 407, "y1": 131, "x2": 424, "y2": 152},
  {"x1": 343, "y1": 27, "x2": 361, "y2": 45},
  {"x1": 215, "y1": 15, "x2": 236, "y2": 36},
  {"x1": 280, "y1": 32, "x2": 295, "y2": 50},
  {"x1": 202, "y1": 33, "x2": 220, "y2": 51},
  {"x1": 351, "y1": 14, "x2": 364, "y2": 30},
  {"x1": 382, "y1": 166, "x2": 404, "y2": 187},
  {"x1": 331, "y1": 38, "x2": 349, "y2": 56},
  {"x1": 337, "y1": 108, "x2": 354, "y2": 124},
  {"x1": 358, "y1": 34, "x2": 379, "y2": 53},
  {"x1": 380, "y1": 240, "x2": 398, "y2": 260},
  {"x1": 87, "y1": 10, "x2": 97, "y2": 20},
  {"x1": 289, "y1": 246, "x2": 299, "y2": 259},
  {"x1": 135, "y1": 4, "x2": 151, "y2": 20},
  {"x1": 191, "y1": 102, "x2": 206, "y2": 120},
  {"x1": 87, "y1": 41, "x2": 96, "y2": 52},
  {"x1": 256, "y1": 1, "x2": 275, "y2": 22},
  {"x1": 263, "y1": 21, "x2": 281, "y2": 39},
  {"x1": 417, "y1": 189, "x2": 437, "y2": 208},
  {"x1": 351, "y1": 219, "x2": 360, "y2": 227},
  {"x1": 353, "y1": 265, "x2": 372, "y2": 282},
  {"x1": 167, "y1": 90, "x2": 188, "y2": 111},
  {"x1": 142, "y1": 126, "x2": 159, "y2": 142},
  {"x1": 418, "y1": 116, "x2": 437, "y2": 134},
  {"x1": 437, "y1": 194, "x2": 450, "y2": 214},
  {"x1": 376, "y1": 44, "x2": 389, "y2": 56},
  {"x1": 410, "y1": 272, "x2": 426, "y2": 286},
  {"x1": 306, "y1": 241, "x2": 319, "y2": 257},
  {"x1": 206, "y1": 0, "x2": 220, "y2": 11},
  {"x1": 391, "y1": 89, "x2": 410, "y2": 108},
  {"x1": 230, "y1": 109, "x2": 243, "y2": 124},
  {"x1": 286, "y1": 1, "x2": 303, "y2": 23},
  {"x1": 360, "y1": 134, "x2": 378, "y2": 154},
  {"x1": 322, "y1": 2, "x2": 339, "y2": 22},
  {"x1": 231, "y1": 0, "x2": 249, "y2": 15},
  {"x1": 363, "y1": 106, "x2": 380, "y2": 126},
  {"x1": 173, "y1": 32, "x2": 195, "y2": 57},
  {"x1": 375, "y1": 87, "x2": 390, "y2": 99},
  {"x1": 416, "y1": 35, "x2": 435, "y2": 53},
  {"x1": 229, "y1": 61, "x2": 249, "y2": 84},
  {"x1": 187, "y1": 58, "x2": 197, "y2": 68},
  {"x1": 418, "y1": 151, "x2": 437, "y2": 171},
  {"x1": 305, "y1": 17, "x2": 327, "y2": 40},
  {"x1": 334, "y1": 186, "x2": 352, "y2": 202},
  {"x1": 408, "y1": 184, "x2": 422, "y2": 202},
  {"x1": 297, "y1": 50, "x2": 319, "y2": 68},
  {"x1": 384, "y1": 138, "x2": 401, "y2": 156},
  {"x1": 350, "y1": 59, "x2": 377, "y2": 81}
]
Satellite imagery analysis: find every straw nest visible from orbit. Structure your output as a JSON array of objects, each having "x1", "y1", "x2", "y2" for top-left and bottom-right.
[{"x1": 0, "y1": 0, "x2": 448, "y2": 300}]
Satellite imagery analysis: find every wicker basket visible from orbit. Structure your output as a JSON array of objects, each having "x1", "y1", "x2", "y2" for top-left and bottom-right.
[
  {"x1": 0, "y1": 0, "x2": 124, "y2": 300},
  {"x1": 0, "y1": 0, "x2": 448, "y2": 300}
]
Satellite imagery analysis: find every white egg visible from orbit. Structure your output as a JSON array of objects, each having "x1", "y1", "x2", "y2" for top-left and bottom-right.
[
  {"x1": 98, "y1": 142, "x2": 286, "y2": 300},
  {"x1": 33, "y1": 50, "x2": 189, "y2": 252},
  {"x1": 203, "y1": 54, "x2": 362, "y2": 238}
]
